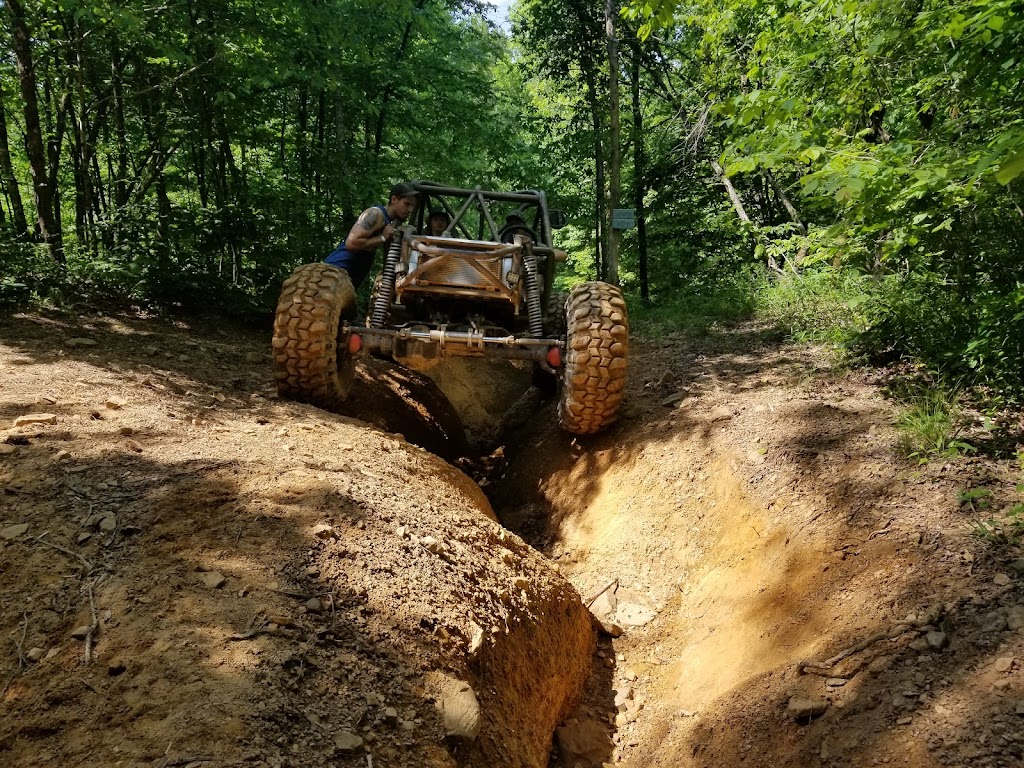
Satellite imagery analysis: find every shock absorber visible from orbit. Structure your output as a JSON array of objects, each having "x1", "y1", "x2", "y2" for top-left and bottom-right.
[
  {"x1": 520, "y1": 238, "x2": 544, "y2": 338},
  {"x1": 370, "y1": 232, "x2": 403, "y2": 329}
]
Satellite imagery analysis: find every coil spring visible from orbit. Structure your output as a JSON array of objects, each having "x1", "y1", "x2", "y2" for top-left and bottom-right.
[
  {"x1": 523, "y1": 244, "x2": 543, "y2": 338},
  {"x1": 370, "y1": 238, "x2": 402, "y2": 329}
]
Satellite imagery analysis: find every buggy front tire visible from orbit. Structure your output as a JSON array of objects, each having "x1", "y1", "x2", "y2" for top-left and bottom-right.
[
  {"x1": 272, "y1": 263, "x2": 357, "y2": 409},
  {"x1": 557, "y1": 282, "x2": 628, "y2": 435}
]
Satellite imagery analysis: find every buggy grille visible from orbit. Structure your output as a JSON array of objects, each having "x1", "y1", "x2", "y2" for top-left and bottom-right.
[{"x1": 421, "y1": 255, "x2": 505, "y2": 288}]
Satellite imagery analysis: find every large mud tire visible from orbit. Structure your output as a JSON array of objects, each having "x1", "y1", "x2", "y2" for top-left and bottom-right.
[
  {"x1": 544, "y1": 290, "x2": 569, "y2": 339},
  {"x1": 272, "y1": 263, "x2": 357, "y2": 410},
  {"x1": 557, "y1": 281, "x2": 628, "y2": 435}
]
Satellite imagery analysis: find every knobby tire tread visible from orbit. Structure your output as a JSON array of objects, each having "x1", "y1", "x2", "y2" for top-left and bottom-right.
[
  {"x1": 272, "y1": 263, "x2": 356, "y2": 409},
  {"x1": 557, "y1": 282, "x2": 628, "y2": 435}
]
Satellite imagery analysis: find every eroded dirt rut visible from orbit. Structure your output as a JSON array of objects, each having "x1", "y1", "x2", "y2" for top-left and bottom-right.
[
  {"x1": 492, "y1": 327, "x2": 1024, "y2": 768},
  {"x1": 2, "y1": 312, "x2": 1023, "y2": 768}
]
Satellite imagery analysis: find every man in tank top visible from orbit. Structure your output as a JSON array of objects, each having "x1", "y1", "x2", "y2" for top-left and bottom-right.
[{"x1": 325, "y1": 182, "x2": 419, "y2": 288}]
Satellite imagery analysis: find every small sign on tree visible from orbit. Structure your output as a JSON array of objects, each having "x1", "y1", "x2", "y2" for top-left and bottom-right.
[{"x1": 611, "y1": 208, "x2": 635, "y2": 230}]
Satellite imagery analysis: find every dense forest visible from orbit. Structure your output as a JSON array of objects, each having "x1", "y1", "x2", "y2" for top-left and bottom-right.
[{"x1": 1, "y1": 0, "x2": 1023, "y2": 393}]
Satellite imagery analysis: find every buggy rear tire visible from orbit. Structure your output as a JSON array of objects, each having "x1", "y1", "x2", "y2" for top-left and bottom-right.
[
  {"x1": 557, "y1": 282, "x2": 628, "y2": 435},
  {"x1": 272, "y1": 263, "x2": 356, "y2": 409}
]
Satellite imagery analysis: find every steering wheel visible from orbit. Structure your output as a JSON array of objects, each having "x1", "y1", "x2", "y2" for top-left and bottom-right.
[{"x1": 499, "y1": 224, "x2": 539, "y2": 244}]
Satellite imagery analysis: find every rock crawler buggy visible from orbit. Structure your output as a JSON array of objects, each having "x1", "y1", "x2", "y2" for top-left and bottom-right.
[{"x1": 272, "y1": 181, "x2": 628, "y2": 435}]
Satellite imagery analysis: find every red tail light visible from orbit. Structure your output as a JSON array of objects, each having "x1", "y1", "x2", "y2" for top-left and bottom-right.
[
  {"x1": 546, "y1": 346, "x2": 561, "y2": 368},
  {"x1": 347, "y1": 334, "x2": 362, "y2": 354}
]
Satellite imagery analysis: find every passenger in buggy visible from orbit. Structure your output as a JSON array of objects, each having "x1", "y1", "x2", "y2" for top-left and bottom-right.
[{"x1": 425, "y1": 205, "x2": 450, "y2": 237}]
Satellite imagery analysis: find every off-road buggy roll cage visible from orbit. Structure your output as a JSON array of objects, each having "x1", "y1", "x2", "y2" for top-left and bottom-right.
[
  {"x1": 351, "y1": 181, "x2": 569, "y2": 370},
  {"x1": 272, "y1": 180, "x2": 629, "y2": 435}
]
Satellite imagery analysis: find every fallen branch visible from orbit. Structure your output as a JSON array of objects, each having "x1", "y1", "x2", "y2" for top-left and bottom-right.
[
  {"x1": 157, "y1": 756, "x2": 214, "y2": 768},
  {"x1": 84, "y1": 580, "x2": 98, "y2": 665},
  {"x1": 585, "y1": 579, "x2": 618, "y2": 608},
  {"x1": 0, "y1": 614, "x2": 30, "y2": 697},
  {"x1": 798, "y1": 620, "x2": 924, "y2": 676},
  {"x1": 31, "y1": 533, "x2": 93, "y2": 570}
]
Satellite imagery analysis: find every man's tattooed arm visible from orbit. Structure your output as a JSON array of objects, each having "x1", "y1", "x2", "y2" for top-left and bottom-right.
[
  {"x1": 357, "y1": 207, "x2": 384, "y2": 232},
  {"x1": 344, "y1": 207, "x2": 393, "y2": 251}
]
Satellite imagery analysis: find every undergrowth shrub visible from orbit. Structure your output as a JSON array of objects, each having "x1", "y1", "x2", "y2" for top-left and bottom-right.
[
  {"x1": 856, "y1": 273, "x2": 1024, "y2": 398},
  {"x1": 629, "y1": 267, "x2": 757, "y2": 338},
  {"x1": 893, "y1": 387, "x2": 973, "y2": 462},
  {"x1": 754, "y1": 267, "x2": 872, "y2": 344}
]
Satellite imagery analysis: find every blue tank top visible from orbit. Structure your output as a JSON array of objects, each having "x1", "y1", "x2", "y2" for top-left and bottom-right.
[{"x1": 324, "y1": 205, "x2": 391, "y2": 288}]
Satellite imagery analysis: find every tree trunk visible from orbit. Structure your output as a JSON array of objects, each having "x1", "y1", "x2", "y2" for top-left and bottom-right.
[
  {"x1": 710, "y1": 159, "x2": 751, "y2": 222},
  {"x1": 7, "y1": 0, "x2": 64, "y2": 264},
  {"x1": 315, "y1": 89, "x2": 325, "y2": 210},
  {"x1": 765, "y1": 170, "x2": 807, "y2": 269},
  {"x1": 604, "y1": 0, "x2": 621, "y2": 286},
  {"x1": 585, "y1": 68, "x2": 605, "y2": 281},
  {"x1": 68, "y1": 13, "x2": 91, "y2": 244},
  {"x1": 630, "y1": 46, "x2": 649, "y2": 300},
  {"x1": 372, "y1": 0, "x2": 428, "y2": 157},
  {"x1": 0, "y1": 100, "x2": 29, "y2": 238},
  {"x1": 297, "y1": 85, "x2": 309, "y2": 189},
  {"x1": 334, "y1": 91, "x2": 354, "y2": 226},
  {"x1": 111, "y1": 34, "x2": 129, "y2": 208}
]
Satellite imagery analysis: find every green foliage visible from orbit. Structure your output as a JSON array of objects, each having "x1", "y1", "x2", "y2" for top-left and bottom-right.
[
  {"x1": 894, "y1": 386, "x2": 974, "y2": 462},
  {"x1": 629, "y1": 272, "x2": 757, "y2": 338},
  {"x1": 853, "y1": 271, "x2": 1024, "y2": 394},
  {"x1": 969, "y1": 459, "x2": 1024, "y2": 545},
  {"x1": 755, "y1": 268, "x2": 872, "y2": 344},
  {"x1": 0, "y1": 0, "x2": 558, "y2": 314},
  {"x1": 614, "y1": 0, "x2": 1024, "y2": 397}
]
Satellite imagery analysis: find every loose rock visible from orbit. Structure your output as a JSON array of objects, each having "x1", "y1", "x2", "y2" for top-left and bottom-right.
[
  {"x1": 925, "y1": 631, "x2": 948, "y2": 650},
  {"x1": 994, "y1": 657, "x2": 1014, "y2": 673},
  {"x1": 427, "y1": 671, "x2": 481, "y2": 740},
  {"x1": 25, "y1": 647, "x2": 45, "y2": 663},
  {"x1": 555, "y1": 717, "x2": 613, "y2": 766},
  {"x1": 589, "y1": 589, "x2": 617, "y2": 623},
  {"x1": 66, "y1": 338, "x2": 98, "y2": 347},
  {"x1": 200, "y1": 571, "x2": 227, "y2": 589},
  {"x1": 787, "y1": 696, "x2": 828, "y2": 721},
  {"x1": 334, "y1": 731, "x2": 363, "y2": 750},
  {"x1": 304, "y1": 597, "x2": 322, "y2": 613},
  {"x1": 613, "y1": 684, "x2": 634, "y2": 710},
  {"x1": 710, "y1": 406, "x2": 733, "y2": 422},
  {"x1": 70, "y1": 625, "x2": 92, "y2": 640},
  {"x1": 13, "y1": 413, "x2": 56, "y2": 427},
  {"x1": 983, "y1": 611, "x2": 1009, "y2": 633},
  {"x1": 616, "y1": 602, "x2": 657, "y2": 628},
  {"x1": 994, "y1": 573, "x2": 1012, "y2": 586},
  {"x1": 105, "y1": 396, "x2": 127, "y2": 409},
  {"x1": 312, "y1": 523, "x2": 335, "y2": 540},
  {"x1": 0, "y1": 523, "x2": 30, "y2": 540},
  {"x1": 468, "y1": 621, "x2": 485, "y2": 654},
  {"x1": 1007, "y1": 605, "x2": 1024, "y2": 630}
]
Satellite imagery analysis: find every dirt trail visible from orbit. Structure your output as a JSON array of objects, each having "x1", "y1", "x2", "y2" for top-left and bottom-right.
[
  {"x1": 495, "y1": 326, "x2": 1024, "y2": 768},
  {"x1": 2, "y1": 311, "x2": 1023, "y2": 768},
  {"x1": 0, "y1": 312, "x2": 589, "y2": 768}
]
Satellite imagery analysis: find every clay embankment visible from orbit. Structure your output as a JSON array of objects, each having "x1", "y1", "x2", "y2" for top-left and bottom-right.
[{"x1": 0, "y1": 313, "x2": 593, "y2": 768}]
